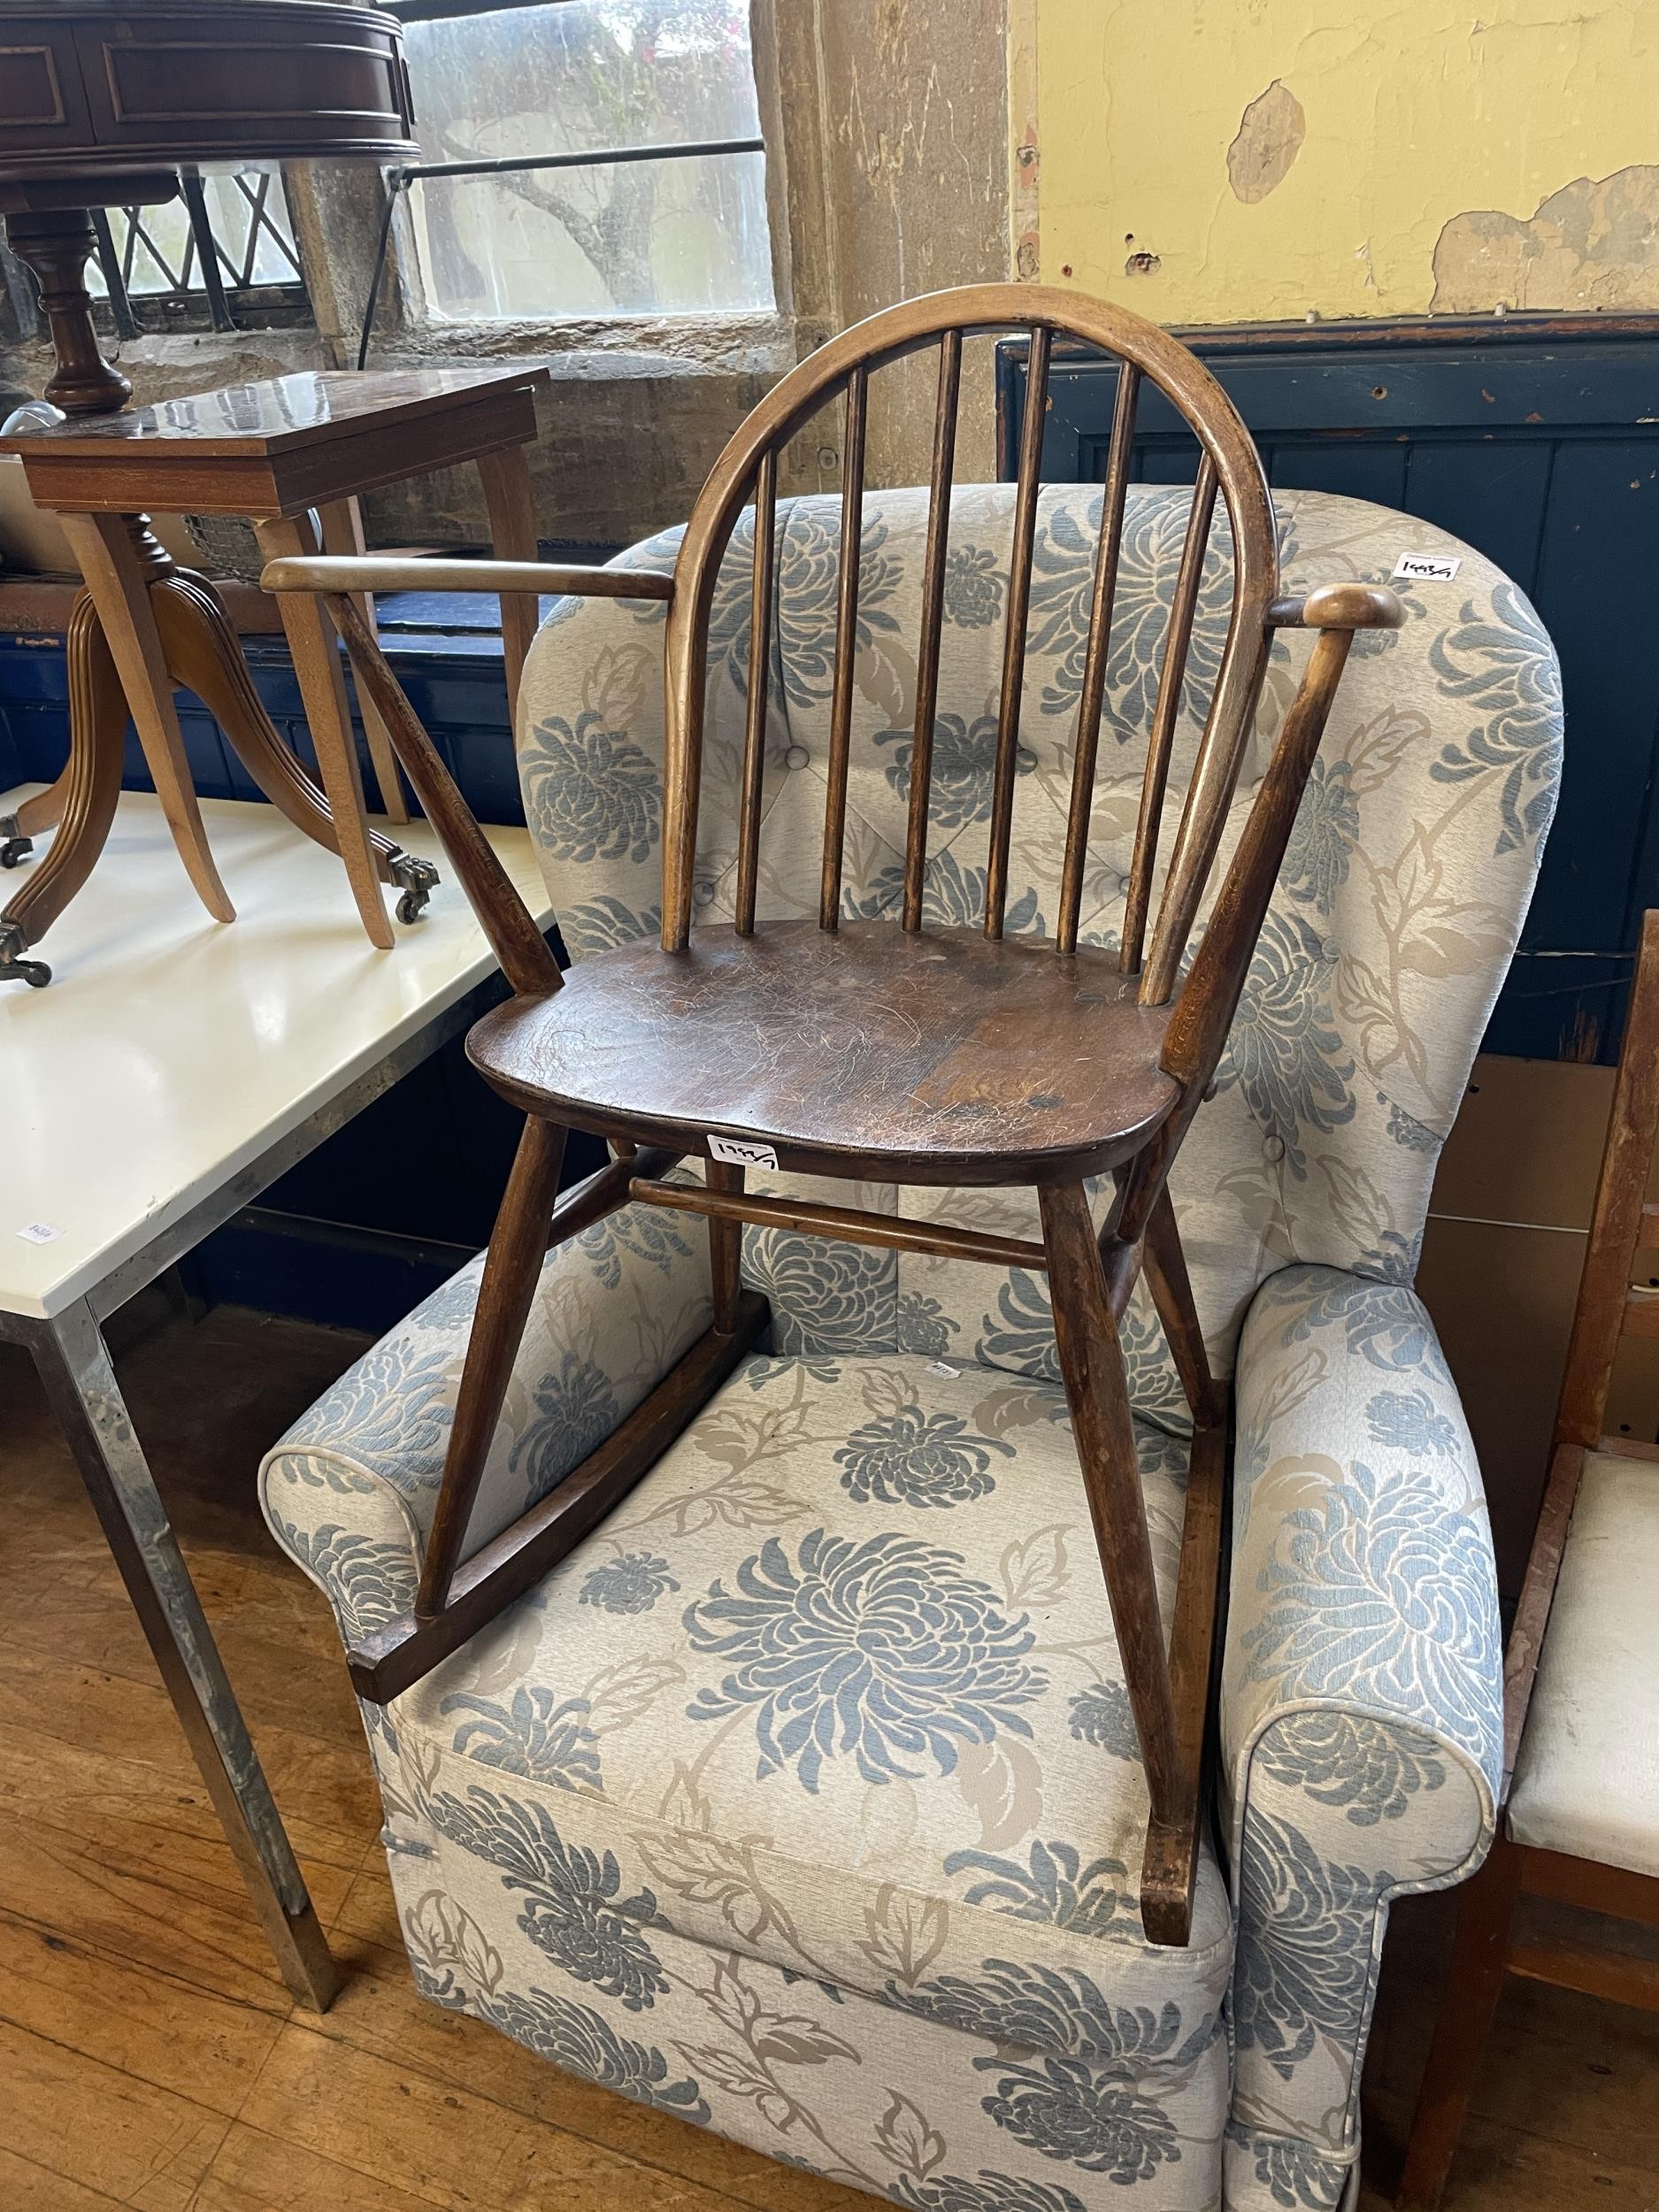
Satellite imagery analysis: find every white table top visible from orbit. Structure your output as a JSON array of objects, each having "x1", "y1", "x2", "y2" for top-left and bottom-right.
[{"x1": 1, "y1": 788, "x2": 551, "y2": 1320}]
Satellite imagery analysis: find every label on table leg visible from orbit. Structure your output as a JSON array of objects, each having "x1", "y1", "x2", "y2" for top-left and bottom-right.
[{"x1": 707, "y1": 1134, "x2": 779, "y2": 1171}]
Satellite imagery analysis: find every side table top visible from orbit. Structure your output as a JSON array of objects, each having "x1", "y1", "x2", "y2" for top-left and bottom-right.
[
  {"x1": 0, "y1": 785, "x2": 550, "y2": 1319},
  {"x1": 0, "y1": 365, "x2": 551, "y2": 460}
]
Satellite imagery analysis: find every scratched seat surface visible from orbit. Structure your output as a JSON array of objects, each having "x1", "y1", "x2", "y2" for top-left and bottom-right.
[{"x1": 465, "y1": 918, "x2": 1182, "y2": 1187}]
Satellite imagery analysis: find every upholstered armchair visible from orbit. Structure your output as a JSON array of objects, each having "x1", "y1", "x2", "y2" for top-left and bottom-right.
[{"x1": 261, "y1": 483, "x2": 1560, "y2": 2211}]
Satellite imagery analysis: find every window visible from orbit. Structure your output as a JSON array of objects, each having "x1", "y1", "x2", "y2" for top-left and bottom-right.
[
  {"x1": 392, "y1": 0, "x2": 773, "y2": 321},
  {"x1": 89, "y1": 167, "x2": 310, "y2": 334}
]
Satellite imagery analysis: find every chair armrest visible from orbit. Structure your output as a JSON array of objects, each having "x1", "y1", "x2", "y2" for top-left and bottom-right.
[
  {"x1": 1267, "y1": 582, "x2": 1404, "y2": 631},
  {"x1": 258, "y1": 1167, "x2": 714, "y2": 1650},
  {"x1": 259, "y1": 554, "x2": 675, "y2": 603},
  {"x1": 1219, "y1": 1262, "x2": 1502, "y2": 2193}
]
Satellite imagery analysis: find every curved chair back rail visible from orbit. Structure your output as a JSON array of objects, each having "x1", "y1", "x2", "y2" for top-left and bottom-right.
[{"x1": 659, "y1": 284, "x2": 1284, "y2": 1005}]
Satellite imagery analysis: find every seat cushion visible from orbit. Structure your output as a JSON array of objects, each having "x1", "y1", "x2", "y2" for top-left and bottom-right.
[
  {"x1": 468, "y1": 919, "x2": 1180, "y2": 1186},
  {"x1": 1508, "y1": 1451, "x2": 1659, "y2": 1878},
  {"x1": 388, "y1": 1351, "x2": 1233, "y2": 2071}
]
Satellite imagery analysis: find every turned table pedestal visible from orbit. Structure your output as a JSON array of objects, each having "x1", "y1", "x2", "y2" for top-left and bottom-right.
[{"x1": 0, "y1": 365, "x2": 549, "y2": 982}]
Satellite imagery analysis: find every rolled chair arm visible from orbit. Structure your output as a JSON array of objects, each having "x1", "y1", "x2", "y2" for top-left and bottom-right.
[
  {"x1": 259, "y1": 554, "x2": 675, "y2": 603},
  {"x1": 1219, "y1": 1262, "x2": 1502, "y2": 2209},
  {"x1": 258, "y1": 1166, "x2": 717, "y2": 1653}
]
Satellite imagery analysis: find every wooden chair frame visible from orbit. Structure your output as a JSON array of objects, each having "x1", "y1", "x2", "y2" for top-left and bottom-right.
[
  {"x1": 263, "y1": 284, "x2": 1400, "y2": 1946},
  {"x1": 1397, "y1": 906, "x2": 1659, "y2": 2208}
]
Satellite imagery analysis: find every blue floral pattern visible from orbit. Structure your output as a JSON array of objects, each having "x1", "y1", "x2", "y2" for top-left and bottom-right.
[
  {"x1": 1231, "y1": 1809, "x2": 1386, "y2": 2078},
  {"x1": 1067, "y1": 1678, "x2": 1140, "y2": 1761},
  {"x1": 875, "y1": 712, "x2": 1033, "y2": 828},
  {"x1": 683, "y1": 1528, "x2": 1045, "y2": 1790},
  {"x1": 510, "y1": 1351, "x2": 619, "y2": 1502},
  {"x1": 443, "y1": 1686, "x2": 603, "y2": 1792},
  {"x1": 429, "y1": 1786, "x2": 669, "y2": 2011},
  {"x1": 1283, "y1": 759, "x2": 1358, "y2": 917},
  {"x1": 943, "y1": 1838, "x2": 1132, "y2": 1942},
  {"x1": 489, "y1": 1987, "x2": 710, "y2": 2121},
  {"x1": 580, "y1": 1551, "x2": 680, "y2": 1612},
  {"x1": 1240, "y1": 1459, "x2": 1501, "y2": 1771},
  {"x1": 834, "y1": 1407, "x2": 1013, "y2": 1509},
  {"x1": 1429, "y1": 580, "x2": 1563, "y2": 855},
  {"x1": 521, "y1": 711, "x2": 660, "y2": 864},
  {"x1": 1218, "y1": 910, "x2": 1356, "y2": 1179}
]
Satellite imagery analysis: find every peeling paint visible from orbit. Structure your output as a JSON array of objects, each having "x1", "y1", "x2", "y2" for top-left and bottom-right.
[
  {"x1": 1008, "y1": 0, "x2": 1041, "y2": 279},
  {"x1": 1227, "y1": 80, "x2": 1305, "y2": 204},
  {"x1": 1432, "y1": 165, "x2": 1659, "y2": 313},
  {"x1": 1039, "y1": 0, "x2": 1659, "y2": 321}
]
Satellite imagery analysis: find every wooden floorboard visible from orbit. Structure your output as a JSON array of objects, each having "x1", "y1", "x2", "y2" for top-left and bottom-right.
[{"x1": 3, "y1": 1295, "x2": 1656, "y2": 2211}]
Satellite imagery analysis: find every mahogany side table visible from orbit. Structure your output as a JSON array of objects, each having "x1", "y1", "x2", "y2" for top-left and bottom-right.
[{"x1": 0, "y1": 365, "x2": 549, "y2": 983}]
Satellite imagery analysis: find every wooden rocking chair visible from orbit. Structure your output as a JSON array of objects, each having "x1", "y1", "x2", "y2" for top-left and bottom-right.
[{"x1": 262, "y1": 283, "x2": 1401, "y2": 1946}]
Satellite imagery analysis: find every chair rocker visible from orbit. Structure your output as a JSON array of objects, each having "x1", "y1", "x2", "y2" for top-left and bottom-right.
[{"x1": 263, "y1": 282, "x2": 1401, "y2": 1947}]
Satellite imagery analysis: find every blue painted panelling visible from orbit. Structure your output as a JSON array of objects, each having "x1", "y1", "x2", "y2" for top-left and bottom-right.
[{"x1": 0, "y1": 603, "x2": 526, "y2": 829}]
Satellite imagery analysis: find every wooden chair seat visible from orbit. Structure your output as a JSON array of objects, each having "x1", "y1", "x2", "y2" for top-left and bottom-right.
[{"x1": 466, "y1": 919, "x2": 1181, "y2": 1186}]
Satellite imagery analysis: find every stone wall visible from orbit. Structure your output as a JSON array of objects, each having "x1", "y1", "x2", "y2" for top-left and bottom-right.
[{"x1": 1, "y1": 0, "x2": 1017, "y2": 556}]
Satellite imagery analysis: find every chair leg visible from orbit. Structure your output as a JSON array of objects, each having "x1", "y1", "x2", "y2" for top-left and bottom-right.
[
  {"x1": 1041, "y1": 1178, "x2": 1185, "y2": 1939},
  {"x1": 1395, "y1": 1832, "x2": 1524, "y2": 2211},
  {"x1": 416, "y1": 1115, "x2": 567, "y2": 1617},
  {"x1": 1141, "y1": 1185, "x2": 1226, "y2": 1430},
  {"x1": 706, "y1": 1159, "x2": 744, "y2": 1334}
]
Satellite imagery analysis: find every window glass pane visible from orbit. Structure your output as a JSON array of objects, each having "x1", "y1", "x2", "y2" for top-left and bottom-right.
[
  {"x1": 87, "y1": 168, "x2": 302, "y2": 300},
  {"x1": 203, "y1": 173, "x2": 303, "y2": 289},
  {"x1": 402, "y1": 0, "x2": 772, "y2": 319}
]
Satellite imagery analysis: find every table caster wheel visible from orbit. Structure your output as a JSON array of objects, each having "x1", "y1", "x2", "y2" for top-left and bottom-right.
[
  {"x1": 0, "y1": 920, "x2": 50, "y2": 987},
  {"x1": 0, "y1": 814, "x2": 32, "y2": 868},
  {"x1": 388, "y1": 851, "x2": 439, "y2": 926}
]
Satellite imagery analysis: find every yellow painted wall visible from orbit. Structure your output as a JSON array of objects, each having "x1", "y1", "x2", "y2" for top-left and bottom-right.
[{"x1": 1037, "y1": 0, "x2": 1659, "y2": 324}]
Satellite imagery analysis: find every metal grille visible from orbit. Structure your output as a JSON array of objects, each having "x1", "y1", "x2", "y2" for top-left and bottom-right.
[{"x1": 2, "y1": 165, "x2": 312, "y2": 342}]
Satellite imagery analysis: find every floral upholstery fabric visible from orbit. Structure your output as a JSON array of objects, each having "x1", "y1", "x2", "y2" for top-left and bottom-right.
[{"x1": 261, "y1": 480, "x2": 1559, "y2": 2209}]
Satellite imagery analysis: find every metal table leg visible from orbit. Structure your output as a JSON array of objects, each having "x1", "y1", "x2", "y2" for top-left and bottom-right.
[{"x1": 24, "y1": 1297, "x2": 340, "y2": 2011}]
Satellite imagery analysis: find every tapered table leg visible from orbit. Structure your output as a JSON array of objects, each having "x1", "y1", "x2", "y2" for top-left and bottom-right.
[
  {"x1": 255, "y1": 511, "x2": 395, "y2": 950},
  {"x1": 477, "y1": 442, "x2": 540, "y2": 731},
  {"x1": 318, "y1": 495, "x2": 410, "y2": 825},
  {"x1": 26, "y1": 1299, "x2": 340, "y2": 2011}
]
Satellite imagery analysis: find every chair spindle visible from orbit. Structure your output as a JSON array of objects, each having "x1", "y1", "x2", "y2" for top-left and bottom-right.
[
  {"x1": 1056, "y1": 362, "x2": 1140, "y2": 957},
  {"x1": 1120, "y1": 455, "x2": 1217, "y2": 978},
  {"x1": 734, "y1": 445, "x2": 778, "y2": 935},
  {"x1": 985, "y1": 322, "x2": 1051, "y2": 939},
  {"x1": 902, "y1": 328, "x2": 963, "y2": 932},
  {"x1": 819, "y1": 367, "x2": 868, "y2": 929}
]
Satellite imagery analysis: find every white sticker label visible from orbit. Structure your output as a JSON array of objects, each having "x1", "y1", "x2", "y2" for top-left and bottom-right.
[
  {"x1": 1392, "y1": 552, "x2": 1461, "y2": 583},
  {"x1": 16, "y1": 1220, "x2": 64, "y2": 1245},
  {"x1": 926, "y1": 1358, "x2": 962, "y2": 1379},
  {"x1": 707, "y1": 1133, "x2": 780, "y2": 1171}
]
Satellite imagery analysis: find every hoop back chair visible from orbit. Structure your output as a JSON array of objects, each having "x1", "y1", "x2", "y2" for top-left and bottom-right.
[
  {"x1": 1398, "y1": 905, "x2": 1659, "y2": 2208},
  {"x1": 263, "y1": 283, "x2": 1402, "y2": 1947}
]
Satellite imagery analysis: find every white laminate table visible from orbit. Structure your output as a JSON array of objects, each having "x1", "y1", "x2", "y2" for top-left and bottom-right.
[{"x1": 0, "y1": 786, "x2": 551, "y2": 2007}]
